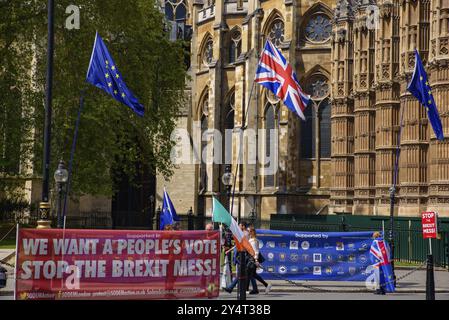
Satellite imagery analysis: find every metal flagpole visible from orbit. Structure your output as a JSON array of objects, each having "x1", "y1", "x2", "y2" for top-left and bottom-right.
[
  {"x1": 230, "y1": 47, "x2": 260, "y2": 301},
  {"x1": 62, "y1": 89, "x2": 87, "y2": 221},
  {"x1": 389, "y1": 94, "x2": 406, "y2": 285}
]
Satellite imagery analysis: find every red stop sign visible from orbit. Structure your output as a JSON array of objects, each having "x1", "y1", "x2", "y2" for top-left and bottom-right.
[{"x1": 422, "y1": 211, "x2": 438, "y2": 239}]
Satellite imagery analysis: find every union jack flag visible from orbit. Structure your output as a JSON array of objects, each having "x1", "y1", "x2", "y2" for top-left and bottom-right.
[
  {"x1": 370, "y1": 238, "x2": 396, "y2": 292},
  {"x1": 255, "y1": 40, "x2": 310, "y2": 120},
  {"x1": 370, "y1": 239, "x2": 391, "y2": 267}
]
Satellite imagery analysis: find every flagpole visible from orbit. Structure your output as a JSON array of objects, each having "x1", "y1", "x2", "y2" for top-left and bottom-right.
[
  {"x1": 230, "y1": 80, "x2": 257, "y2": 223},
  {"x1": 389, "y1": 85, "x2": 406, "y2": 285},
  {"x1": 62, "y1": 89, "x2": 87, "y2": 220}
]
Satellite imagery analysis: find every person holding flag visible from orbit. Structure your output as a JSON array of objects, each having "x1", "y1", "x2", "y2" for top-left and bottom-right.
[
  {"x1": 211, "y1": 197, "x2": 256, "y2": 294},
  {"x1": 407, "y1": 49, "x2": 444, "y2": 141},
  {"x1": 370, "y1": 232, "x2": 396, "y2": 294},
  {"x1": 160, "y1": 188, "x2": 180, "y2": 230}
]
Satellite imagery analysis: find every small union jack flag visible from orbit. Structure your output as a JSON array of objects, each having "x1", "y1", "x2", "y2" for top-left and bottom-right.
[
  {"x1": 370, "y1": 238, "x2": 396, "y2": 292},
  {"x1": 255, "y1": 40, "x2": 310, "y2": 120}
]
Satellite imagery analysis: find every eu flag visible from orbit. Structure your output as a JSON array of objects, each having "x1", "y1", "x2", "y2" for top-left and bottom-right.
[
  {"x1": 407, "y1": 49, "x2": 444, "y2": 140},
  {"x1": 86, "y1": 32, "x2": 144, "y2": 117},
  {"x1": 160, "y1": 188, "x2": 180, "y2": 230}
]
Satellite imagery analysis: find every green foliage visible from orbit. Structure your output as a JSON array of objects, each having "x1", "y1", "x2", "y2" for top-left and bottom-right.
[{"x1": 0, "y1": 0, "x2": 187, "y2": 199}]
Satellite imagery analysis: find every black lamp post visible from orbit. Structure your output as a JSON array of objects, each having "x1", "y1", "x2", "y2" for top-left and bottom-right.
[
  {"x1": 250, "y1": 207, "x2": 256, "y2": 228},
  {"x1": 54, "y1": 160, "x2": 69, "y2": 228},
  {"x1": 38, "y1": 0, "x2": 55, "y2": 229}
]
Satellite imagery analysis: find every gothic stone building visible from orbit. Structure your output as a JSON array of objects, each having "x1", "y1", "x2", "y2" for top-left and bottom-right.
[{"x1": 165, "y1": 0, "x2": 449, "y2": 220}]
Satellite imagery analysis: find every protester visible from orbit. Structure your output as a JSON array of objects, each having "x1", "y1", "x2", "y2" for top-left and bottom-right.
[
  {"x1": 163, "y1": 224, "x2": 173, "y2": 231},
  {"x1": 247, "y1": 226, "x2": 271, "y2": 294},
  {"x1": 205, "y1": 223, "x2": 214, "y2": 231},
  {"x1": 223, "y1": 221, "x2": 251, "y2": 293},
  {"x1": 370, "y1": 231, "x2": 396, "y2": 295}
]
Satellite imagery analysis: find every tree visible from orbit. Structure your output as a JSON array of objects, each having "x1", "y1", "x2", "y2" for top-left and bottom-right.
[{"x1": 0, "y1": 0, "x2": 187, "y2": 203}]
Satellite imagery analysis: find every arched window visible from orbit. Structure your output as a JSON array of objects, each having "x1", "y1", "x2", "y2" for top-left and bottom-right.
[
  {"x1": 199, "y1": 92, "x2": 209, "y2": 193},
  {"x1": 229, "y1": 29, "x2": 242, "y2": 64},
  {"x1": 264, "y1": 102, "x2": 277, "y2": 188},
  {"x1": 301, "y1": 73, "x2": 331, "y2": 159},
  {"x1": 224, "y1": 92, "x2": 235, "y2": 130},
  {"x1": 268, "y1": 18, "x2": 285, "y2": 47},
  {"x1": 165, "y1": 0, "x2": 187, "y2": 22},
  {"x1": 201, "y1": 37, "x2": 213, "y2": 68},
  {"x1": 319, "y1": 99, "x2": 331, "y2": 158},
  {"x1": 301, "y1": 105, "x2": 316, "y2": 159},
  {"x1": 305, "y1": 14, "x2": 332, "y2": 43}
]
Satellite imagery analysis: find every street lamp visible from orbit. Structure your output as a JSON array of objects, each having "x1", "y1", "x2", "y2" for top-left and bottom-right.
[
  {"x1": 250, "y1": 207, "x2": 256, "y2": 227},
  {"x1": 222, "y1": 165, "x2": 234, "y2": 198},
  {"x1": 54, "y1": 160, "x2": 68, "y2": 228}
]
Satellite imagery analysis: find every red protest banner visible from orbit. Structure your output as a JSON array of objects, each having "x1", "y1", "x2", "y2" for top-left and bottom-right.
[
  {"x1": 15, "y1": 228, "x2": 220, "y2": 300},
  {"x1": 422, "y1": 211, "x2": 438, "y2": 239}
]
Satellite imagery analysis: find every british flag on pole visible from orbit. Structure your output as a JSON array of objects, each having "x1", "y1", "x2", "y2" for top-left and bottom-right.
[
  {"x1": 255, "y1": 40, "x2": 310, "y2": 120},
  {"x1": 370, "y1": 238, "x2": 396, "y2": 292}
]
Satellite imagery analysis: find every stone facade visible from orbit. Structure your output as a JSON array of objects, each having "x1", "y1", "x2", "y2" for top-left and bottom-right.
[{"x1": 178, "y1": 0, "x2": 449, "y2": 220}]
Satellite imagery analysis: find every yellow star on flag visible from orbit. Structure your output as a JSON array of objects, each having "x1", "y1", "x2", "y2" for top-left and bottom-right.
[
  {"x1": 114, "y1": 90, "x2": 118, "y2": 95},
  {"x1": 108, "y1": 82, "x2": 112, "y2": 87},
  {"x1": 116, "y1": 74, "x2": 119, "y2": 79},
  {"x1": 121, "y1": 93, "x2": 126, "y2": 98},
  {"x1": 105, "y1": 73, "x2": 109, "y2": 78},
  {"x1": 111, "y1": 66, "x2": 116, "y2": 71}
]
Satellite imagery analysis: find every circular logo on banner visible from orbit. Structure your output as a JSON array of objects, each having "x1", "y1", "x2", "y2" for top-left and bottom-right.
[
  {"x1": 279, "y1": 266, "x2": 288, "y2": 274},
  {"x1": 258, "y1": 240, "x2": 264, "y2": 249},
  {"x1": 267, "y1": 252, "x2": 275, "y2": 261},
  {"x1": 359, "y1": 255, "x2": 367, "y2": 264},
  {"x1": 325, "y1": 267, "x2": 333, "y2": 275},
  {"x1": 301, "y1": 241, "x2": 310, "y2": 250}
]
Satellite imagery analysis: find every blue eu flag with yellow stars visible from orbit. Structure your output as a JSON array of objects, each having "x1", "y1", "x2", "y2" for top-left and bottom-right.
[
  {"x1": 86, "y1": 32, "x2": 144, "y2": 117},
  {"x1": 407, "y1": 49, "x2": 444, "y2": 140}
]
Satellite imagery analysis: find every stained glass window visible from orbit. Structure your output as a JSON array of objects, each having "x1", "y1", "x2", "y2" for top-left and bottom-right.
[
  {"x1": 229, "y1": 30, "x2": 242, "y2": 63},
  {"x1": 202, "y1": 38, "x2": 213, "y2": 66},
  {"x1": 301, "y1": 105, "x2": 316, "y2": 159},
  {"x1": 165, "y1": 0, "x2": 187, "y2": 22},
  {"x1": 319, "y1": 99, "x2": 331, "y2": 158},
  {"x1": 305, "y1": 14, "x2": 332, "y2": 43},
  {"x1": 264, "y1": 104, "x2": 276, "y2": 188},
  {"x1": 268, "y1": 19, "x2": 285, "y2": 47},
  {"x1": 307, "y1": 75, "x2": 330, "y2": 100},
  {"x1": 224, "y1": 92, "x2": 235, "y2": 130}
]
